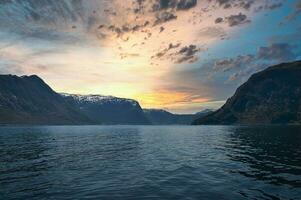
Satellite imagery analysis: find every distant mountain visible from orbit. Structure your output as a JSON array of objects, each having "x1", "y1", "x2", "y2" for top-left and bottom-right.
[
  {"x1": 193, "y1": 60, "x2": 301, "y2": 125},
  {"x1": 144, "y1": 109, "x2": 213, "y2": 125},
  {"x1": 0, "y1": 74, "x2": 213, "y2": 125},
  {"x1": 0, "y1": 75, "x2": 90, "y2": 125},
  {"x1": 62, "y1": 94, "x2": 150, "y2": 125}
]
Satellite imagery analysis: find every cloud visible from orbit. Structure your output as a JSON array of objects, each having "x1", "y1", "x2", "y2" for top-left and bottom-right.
[
  {"x1": 257, "y1": 43, "x2": 297, "y2": 62},
  {"x1": 209, "y1": 0, "x2": 255, "y2": 10},
  {"x1": 0, "y1": 0, "x2": 108, "y2": 45},
  {"x1": 215, "y1": 17, "x2": 224, "y2": 23},
  {"x1": 227, "y1": 62, "x2": 265, "y2": 82},
  {"x1": 120, "y1": 53, "x2": 140, "y2": 59},
  {"x1": 214, "y1": 12, "x2": 251, "y2": 27},
  {"x1": 208, "y1": 0, "x2": 284, "y2": 15},
  {"x1": 159, "y1": 26, "x2": 165, "y2": 33},
  {"x1": 152, "y1": 43, "x2": 204, "y2": 64},
  {"x1": 2, "y1": 0, "x2": 293, "y2": 113},
  {"x1": 152, "y1": 0, "x2": 198, "y2": 11},
  {"x1": 153, "y1": 12, "x2": 178, "y2": 25},
  {"x1": 175, "y1": 45, "x2": 202, "y2": 63},
  {"x1": 286, "y1": 0, "x2": 301, "y2": 21},
  {"x1": 213, "y1": 0, "x2": 233, "y2": 9},
  {"x1": 205, "y1": 42, "x2": 299, "y2": 82},
  {"x1": 102, "y1": 20, "x2": 151, "y2": 38},
  {"x1": 213, "y1": 54, "x2": 255, "y2": 72},
  {"x1": 254, "y1": 2, "x2": 283, "y2": 12},
  {"x1": 177, "y1": 0, "x2": 198, "y2": 10},
  {"x1": 152, "y1": 43, "x2": 181, "y2": 59},
  {"x1": 226, "y1": 13, "x2": 250, "y2": 26},
  {"x1": 198, "y1": 27, "x2": 227, "y2": 39}
]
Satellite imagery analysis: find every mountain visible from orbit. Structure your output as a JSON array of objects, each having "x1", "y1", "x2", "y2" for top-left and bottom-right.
[
  {"x1": 144, "y1": 109, "x2": 213, "y2": 125},
  {"x1": 0, "y1": 74, "x2": 214, "y2": 125},
  {"x1": 0, "y1": 75, "x2": 90, "y2": 125},
  {"x1": 193, "y1": 60, "x2": 301, "y2": 125},
  {"x1": 61, "y1": 94, "x2": 150, "y2": 125}
]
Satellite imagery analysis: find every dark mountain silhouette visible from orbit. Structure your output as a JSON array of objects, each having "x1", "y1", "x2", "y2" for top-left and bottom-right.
[
  {"x1": 144, "y1": 109, "x2": 213, "y2": 125},
  {"x1": 62, "y1": 94, "x2": 150, "y2": 125},
  {"x1": 0, "y1": 75, "x2": 90, "y2": 125},
  {"x1": 193, "y1": 60, "x2": 301, "y2": 125},
  {"x1": 0, "y1": 75, "x2": 151, "y2": 125}
]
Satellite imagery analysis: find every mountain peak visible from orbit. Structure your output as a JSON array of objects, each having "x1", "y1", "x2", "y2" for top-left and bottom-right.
[{"x1": 0, "y1": 74, "x2": 90, "y2": 125}]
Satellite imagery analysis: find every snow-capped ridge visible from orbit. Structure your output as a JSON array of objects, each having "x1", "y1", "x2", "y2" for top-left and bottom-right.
[{"x1": 60, "y1": 93, "x2": 139, "y2": 106}]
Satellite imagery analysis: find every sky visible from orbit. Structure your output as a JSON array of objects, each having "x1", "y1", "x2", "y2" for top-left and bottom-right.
[{"x1": 0, "y1": 0, "x2": 300, "y2": 113}]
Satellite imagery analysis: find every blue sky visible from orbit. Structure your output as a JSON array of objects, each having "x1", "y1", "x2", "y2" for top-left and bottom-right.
[{"x1": 0, "y1": 0, "x2": 300, "y2": 113}]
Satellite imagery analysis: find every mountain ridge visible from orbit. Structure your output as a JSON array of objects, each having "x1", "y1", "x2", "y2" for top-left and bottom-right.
[
  {"x1": 61, "y1": 93, "x2": 150, "y2": 125},
  {"x1": 193, "y1": 60, "x2": 301, "y2": 125},
  {"x1": 0, "y1": 74, "x2": 206, "y2": 125},
  {"x1": 0, "y1": 74, "x2": 91, "y2": 125},
  {"x1": 144, "y1": 108, "x2": 213, "y2": 125}
]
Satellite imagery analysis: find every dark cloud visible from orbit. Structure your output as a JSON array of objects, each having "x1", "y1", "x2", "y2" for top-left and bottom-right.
[
  {"x1": 209, "y1": 0, "x2": 255, "y2": 10},
  {"x1": 213, "y1": 54, "x2": 255, "y2": 72},
  {"x1": 258, "y1": 43, "x2": 297, "y2": 62},
  {"x1": 226, "y1": 13, "x2": 250, "y2": 26},
  {"x1": 152, "y1": 44, "x2": 204, "y2": 64},
  {"x1": 267, "y1": 3, "x2": 283, "y2": 10},
  {"x1": 154, "y1": 12, "x2": 178, "y2": 26},
  {"x1": 101, "y1": 20, "x2": 150, "y2": 38},
  {"x1": 214, "y1": 0, "x2": 233, "y2": 9},
  {"x1": 206, "y1": 42, "x2": 299, "y2": 82},
  {"x1": 238, "y1": 0, "x2": 254, "y2": 10},
  {"x1": 98, "y1": 0, "x2": 197, "y2": 39},
  {"x1": 207, "y1": 0, "x2": 284, "y2": 15},
  {"x1": 152, "y1": 43, "x2": 205, "y2": 64},
  {"x1": 213, "y1": 13, "x2": 250, "y2": 27},
  {"x1": 190, "y1": 55, "x2": 261, "y2": 85},
  {"x1": 152, "y1": 0, "x2": 198, "y2": 11},
  {"x1": 177, "y1": 0, "x2": 198, "y2": 10},
  {"x1": 159, "y1": 26, "x2": 165, "y2": 33},
  {"x1": 176, "y1": 45, "x2": 201, "y2": 63},
  {"x1": 214, "y1": 43, "x2": 298, "y2": 72},
  {"x1": 152, "y1": 43, "x2": 181, "y2": 59},
  {"x1": 254, "y1": 2, "x2": 283, "y2": 12},
  {"x1": 215, "y1": 17, "x2": 224, "y2": 23}
]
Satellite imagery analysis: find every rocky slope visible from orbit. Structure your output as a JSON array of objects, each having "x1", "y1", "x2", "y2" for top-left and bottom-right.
[
  {"x1": 144, "y1": 109, "x2": 213, "y2": 125},
  {"x1": 0, "y1": 75, "x2": 90, "y2": 125},
  {"x1": 193, "y1": 60, "x2": 301, "y2": 125},
  {"x1": 62, "y1": 94, "x2": 150, "y2": 125}
]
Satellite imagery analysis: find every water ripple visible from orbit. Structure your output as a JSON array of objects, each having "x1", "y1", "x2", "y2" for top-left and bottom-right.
[{"x1": 0, "y1": 125, "x2": 301, "y2": 199}]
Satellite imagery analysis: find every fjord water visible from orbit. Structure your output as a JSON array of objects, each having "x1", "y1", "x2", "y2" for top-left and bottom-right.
[{"x1": 0, "y1": 126, "x2": 300, "y2": 200}]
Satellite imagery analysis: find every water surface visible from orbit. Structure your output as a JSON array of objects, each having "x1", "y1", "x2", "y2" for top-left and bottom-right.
[{"x1": 0, "y1": 125, "x2": 301, "y2": 199}]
